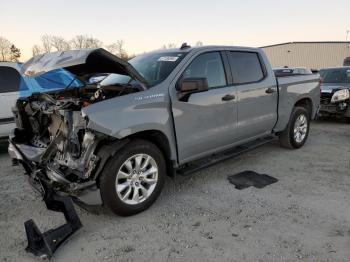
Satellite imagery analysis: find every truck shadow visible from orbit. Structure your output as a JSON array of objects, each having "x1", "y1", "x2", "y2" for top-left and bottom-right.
[
  {"x1": 0, "y1": 139, "x2": 8, "y2": 154},
  {"x1": 315, "y1": 116, "x2": 349, "y2": 124}
]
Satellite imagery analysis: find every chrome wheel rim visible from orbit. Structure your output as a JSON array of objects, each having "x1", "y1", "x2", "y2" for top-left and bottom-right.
[
  {"x1": 293, "y1": 114, "x2": 308, "y2": 143},
  {"x1": 115, "y1": 154, "x2": 158, "y2": 205}
]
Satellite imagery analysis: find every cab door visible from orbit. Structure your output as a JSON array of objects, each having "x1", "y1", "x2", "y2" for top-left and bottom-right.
[
  {"x1": 170, "y1": 51, "x2": 238, "y2": 163},
  {"x1": 226, "y1": 51, "x2": 278, "y2": 140}
]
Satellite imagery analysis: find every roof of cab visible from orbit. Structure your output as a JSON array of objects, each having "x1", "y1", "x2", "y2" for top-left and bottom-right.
[
  {"x1": 148, "y1": 45, "x2": 260, "y2": 54},
  {"x1": 0, "y1": 62, "x2": 22, "y2": 70}
]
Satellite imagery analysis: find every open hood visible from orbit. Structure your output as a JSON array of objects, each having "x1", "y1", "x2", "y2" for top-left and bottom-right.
[{"x1": 21, "y1": 48, "x2": 148, "y2": 87}]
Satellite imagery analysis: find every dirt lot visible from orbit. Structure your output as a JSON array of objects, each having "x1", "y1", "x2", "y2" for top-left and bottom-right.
[{"x1": 1, "y1": 119, "x2": 350, "y2": 262}]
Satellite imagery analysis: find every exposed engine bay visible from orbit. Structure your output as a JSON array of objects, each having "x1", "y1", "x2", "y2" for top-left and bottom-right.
[
  {"x1": 9, "y1": 47, "x2": 150, "y2": 206},
  {"x1": 7, "y1": 48, "x2": 152, "y2": 258},
  {"x1": 11, "y1": 83, "x2": 140, "y2": 194}
]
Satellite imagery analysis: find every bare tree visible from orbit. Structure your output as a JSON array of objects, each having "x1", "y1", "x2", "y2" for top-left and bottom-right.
[
  {"x1": 0, "y1": 36, "x2": 21, "y2": 62},
  {"x1": 32, "y1": 35, "x2": 68, "y2": 55},
  {"x1": 70, "y1": 35, "x2": 85, "y2": 49},
  {"x1": 85, "y1": 36, "x2": 103, "y2": 49},
  {"x1": 0, "y1": 37, "x2": 12, "y2": 61},
  {"x1": 41, "y1": 34, "x2": 53, "y2": 53},
  {"x1": 32, "y1": 34, "x2": 102, "y2": 57},
  {"x1": 106, "y1": 40, "x2": 128, "y2": 59},
  {"x1": 70, "y1": 35, "x2": 103, "y2": 49},
  {"x1": 162, "y1": 43, "x2": 177, "y2": 49},
  {"x1": 51, "y1": 36, "x2": 70, "y2": 51},
  {"x1": 31, "y1": 34, "x2": 133, "y2": 61},
  {"x1": 32, "y1": 45, "x2": 42, "y2": 56}
]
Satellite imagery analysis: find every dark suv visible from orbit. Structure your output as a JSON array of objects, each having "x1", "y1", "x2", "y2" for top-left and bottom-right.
[
  {"x1": 319, "y1": 67, "x2": 350, "y2": 122},
  {"x1": 344, "y1": 57, "x2": 350, "y2": 66}
]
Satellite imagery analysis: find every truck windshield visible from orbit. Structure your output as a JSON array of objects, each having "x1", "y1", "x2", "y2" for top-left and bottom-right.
[
  {"x1": 320, "y1": 68, "x2": 350, "y2": 83},
  {"x1": 101, "y1": 51, "x2": 188, "y2": 87}
]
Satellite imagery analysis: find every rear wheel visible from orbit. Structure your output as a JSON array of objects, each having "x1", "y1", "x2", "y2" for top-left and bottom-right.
[
  {"x1": 279, "y1": 106, "x2": 310, "y2": 149},
  {"x1": 99, "y1": 139, "x2": 166, "y2": 216}
]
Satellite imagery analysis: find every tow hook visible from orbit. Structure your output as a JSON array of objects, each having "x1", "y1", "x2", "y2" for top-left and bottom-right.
[{"x1": 24, "y1": 184, "x2": 82, "y2": 259}]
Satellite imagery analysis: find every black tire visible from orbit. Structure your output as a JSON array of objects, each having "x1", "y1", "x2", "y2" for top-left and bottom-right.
[
  {"x1": 99, "y1": 139, "x2": 166, "y2": 216},
  {"x1": 279, "y1": 106, "x2": 310, "y2": 149}
]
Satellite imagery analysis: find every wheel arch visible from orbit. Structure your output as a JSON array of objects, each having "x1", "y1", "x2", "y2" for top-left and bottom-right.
[
  {"x1": 294, "y1": 97, "x2": 313, "y2": 118},
  {"x1": 125, "y1": 130, "x2": 175, "y2": 176},
  {"x1": 274, "y1": 95, "x2": 314, "y2": 133},
  {"x1": 94, "y1": 129, "x2": 176, "y2": 182}
]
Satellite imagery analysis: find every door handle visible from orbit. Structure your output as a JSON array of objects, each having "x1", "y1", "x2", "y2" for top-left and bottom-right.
[
  {"x1": 265, "y1": 87, "x2": 277, "y2": 94},
  {"x1": 222, "y1": 94, "x2": 235, "y2": 101}
]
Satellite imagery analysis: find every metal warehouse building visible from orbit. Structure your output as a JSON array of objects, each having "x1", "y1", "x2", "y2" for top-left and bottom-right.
[{"x1": 261, "y1": 41, "x2": 350, "y2": 70}]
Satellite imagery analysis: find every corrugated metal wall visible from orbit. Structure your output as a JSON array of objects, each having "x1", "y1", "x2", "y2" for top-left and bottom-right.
[{"x1": 262, "y1": 42, "x2": 350, "y2": 69}]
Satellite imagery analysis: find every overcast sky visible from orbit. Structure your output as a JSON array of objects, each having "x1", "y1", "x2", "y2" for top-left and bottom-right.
[{"x1": 1, "y1": 0, "x2": 349, "y2": 60}]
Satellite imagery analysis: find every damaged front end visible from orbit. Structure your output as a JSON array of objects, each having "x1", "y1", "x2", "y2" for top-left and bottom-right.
[
  {"x1": 8, "y1": 89, "x2": 106, "y2": 259},
  {"x1": 9, "y1": 92, "x2": 104, "y2": 205},
  {"x1": 8, "y1": 48, "x2": 147, "y2": 258}
]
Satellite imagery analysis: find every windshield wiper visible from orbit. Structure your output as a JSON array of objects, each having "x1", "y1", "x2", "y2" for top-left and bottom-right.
[{"x1": 64, "y1": 76, "x2": 84, "y2": 91}]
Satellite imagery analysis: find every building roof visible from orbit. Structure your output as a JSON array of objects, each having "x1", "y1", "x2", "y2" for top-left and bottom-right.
[{"x1": 261, "y1": 41, "x2": 350, "y2": 48}]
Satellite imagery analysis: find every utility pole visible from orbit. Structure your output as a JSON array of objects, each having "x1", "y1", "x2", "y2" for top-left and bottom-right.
[{"x1": 346, "y1": 30, "x2": 349, "y2": 41}]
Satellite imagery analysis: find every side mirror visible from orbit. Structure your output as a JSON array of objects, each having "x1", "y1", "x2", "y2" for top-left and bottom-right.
[{"x1": 178, "y1": 77, "x2": 209, "y2": 93}]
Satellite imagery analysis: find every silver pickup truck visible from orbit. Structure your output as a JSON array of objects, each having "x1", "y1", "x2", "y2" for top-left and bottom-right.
[{"x1": 8, "y1": 46, "x2": 320, "y2": 216}]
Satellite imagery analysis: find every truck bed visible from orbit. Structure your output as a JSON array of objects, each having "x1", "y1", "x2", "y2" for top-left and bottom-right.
[{"x1": 274, "y1": 74, "x2": 321, "y2": 132}]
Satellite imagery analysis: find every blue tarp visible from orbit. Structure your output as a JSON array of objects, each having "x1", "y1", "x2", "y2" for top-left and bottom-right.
[{"x1": 19, "y1": 68, "x2": 83, "y2": 98}]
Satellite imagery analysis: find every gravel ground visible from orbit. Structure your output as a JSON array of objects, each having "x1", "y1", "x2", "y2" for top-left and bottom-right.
[{"x1": 1, "y1": 119, "x2": 350, "y2": 262}]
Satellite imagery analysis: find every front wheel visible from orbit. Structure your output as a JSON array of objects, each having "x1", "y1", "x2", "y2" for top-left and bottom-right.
[
  {"x1": 279, "y1": 106, "x2": 310, "y2": 149},
  {"x1": 99, "y1": 139, "x2": 166, "y2": 216}
]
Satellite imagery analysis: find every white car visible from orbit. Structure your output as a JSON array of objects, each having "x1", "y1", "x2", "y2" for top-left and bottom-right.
[
  {"x1": 0, "y1": 62, "x2": 21, "y2": 138},
  {"x1": 0, "y1": 62, "x2": 83, "y2": 138}
]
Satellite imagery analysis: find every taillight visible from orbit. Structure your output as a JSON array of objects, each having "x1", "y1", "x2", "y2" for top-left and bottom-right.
[{"x1": 319, "y1": 77, "x2": 323, "y2": 85}]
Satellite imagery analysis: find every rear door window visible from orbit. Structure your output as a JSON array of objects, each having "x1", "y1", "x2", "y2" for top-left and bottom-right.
[
  {"x1": 229, "y1": 52, "x2": 264, "y2": 84},
  {"x1": 0, "y1": 66, "x2": 27, "y2": 93},
  {"x1": 182, "y1": 52, "x2": 227, "y2": 89}
]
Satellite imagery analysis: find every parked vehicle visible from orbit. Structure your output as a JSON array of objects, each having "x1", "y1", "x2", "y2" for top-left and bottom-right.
[
  {"x1": 0, "y1": 63, "x2": 21, "y2": 137},
  {"x1": 273, "y1": 67, "x2": 313, "y2": 77},
  {"x1": 8, "y1": 46, "x2": 320, "y2": 216},
  {"x1": 344, "y1": 57, "x2": 350, "y2": 66},
  {"x1": 319, "y1": 67, "x2": 350, "y2": 122},
  {"x1": 0, "y1": 62, "x2": 82, "y2": 138}
]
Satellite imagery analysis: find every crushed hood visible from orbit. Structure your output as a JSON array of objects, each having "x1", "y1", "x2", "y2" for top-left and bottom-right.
[{"x1": 21, "y1": 48, "x2": 148, "y2": 87}]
